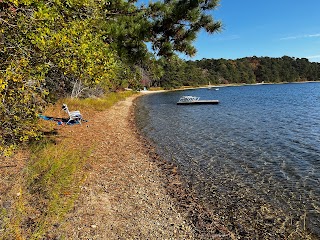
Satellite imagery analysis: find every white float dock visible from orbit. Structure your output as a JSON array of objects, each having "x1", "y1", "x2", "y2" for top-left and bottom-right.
[{"x1": 177, "y1": 96, "x2": 219, "y2": 105}]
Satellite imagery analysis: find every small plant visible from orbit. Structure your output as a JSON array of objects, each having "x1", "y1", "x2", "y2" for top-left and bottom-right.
[{"x1": 23, "y1": 140, "x2": 90, "y2": 239}]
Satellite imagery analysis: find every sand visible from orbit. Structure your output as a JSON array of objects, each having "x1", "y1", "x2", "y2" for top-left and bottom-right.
[
  {"x1": 58, "y1": 93, "x2": 232, "y2": 239},
  {"x1": 0, "y1": 92, "x2": 232, "y2": 239}
]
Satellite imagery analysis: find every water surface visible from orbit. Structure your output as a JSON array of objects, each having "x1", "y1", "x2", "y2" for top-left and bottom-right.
[{"x1": 135, "y1": 83, "x2": 320, "y2": 238}]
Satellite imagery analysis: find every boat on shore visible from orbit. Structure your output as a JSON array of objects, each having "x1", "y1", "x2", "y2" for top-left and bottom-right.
[{"x1": 177, "y1": 96, "x2": 219, "y2": 105}]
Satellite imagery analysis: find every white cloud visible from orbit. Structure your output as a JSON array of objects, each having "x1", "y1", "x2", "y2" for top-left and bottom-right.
[
  {"x1": 305, "y1": 54, "x2": 320, "y2": 62},
  {"x1": 308, "y1": 33, "x2": 320, "y2": 38},
  {"x1": 280, "y1": 33, "x2": 320, "y2": 40},
  {"x1": 306, "y1": 54, "x2": 320, "y2": 59}
]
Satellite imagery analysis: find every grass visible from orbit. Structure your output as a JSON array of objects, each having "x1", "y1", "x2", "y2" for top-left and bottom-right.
[
  {"x1": 0, "y1": 130, "x2": 90, "y2": 240},
  {"x1": 61, "y1": 91, "x2": 136, "y2": 111},
  {"x1": 148, "y1": 87, "x2": 164, "y2": 91},
  {"x1": 26, "y1": 141, "x2": 89, "y2": 239},
  {"x1": 0, "y1": 91, "x2": 135, "y2": 239}
]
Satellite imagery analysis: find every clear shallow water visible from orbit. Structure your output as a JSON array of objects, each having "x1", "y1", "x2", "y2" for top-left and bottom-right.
[{"x1": 135, "y1": 83, "x2": 320, "y2": 238}]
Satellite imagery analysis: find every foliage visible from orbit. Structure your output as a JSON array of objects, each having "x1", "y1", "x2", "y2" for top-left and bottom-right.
[
  {"x1": 101, "y1": 0, "x2": 222, "y2": 60},
  {"x1": 1, "y1": 0, "x2": 222, "y2": 154},
  {"x1": 0, "y1": 0, "x2": 121, "y2": 155},
  {"x1": 145, "y1": 0, "x2": 222, "y2": 57},
  {"x1": 0, "y1": 58, "x2": 48, "y2": 156},
  {"x1": 156, "y1": 56, "x2": 320, "y2": 88}
]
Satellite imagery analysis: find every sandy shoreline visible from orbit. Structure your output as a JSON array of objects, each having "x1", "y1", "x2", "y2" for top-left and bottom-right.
[
  {"x1": 2, "y1": 83, "x2": 318, "y2": 238},
  {"x1": 3, "y1": 85, "x2": 317, "y2": 238},
  {"x1": 134, "y1": 88, "x2": 319, "y2": 240},
  {"x1": 58, "y1": 83, "x2": 319, "y2": 239},
  {"x1": 56, "y1": 94, "x2": 232, "y2": 239}
]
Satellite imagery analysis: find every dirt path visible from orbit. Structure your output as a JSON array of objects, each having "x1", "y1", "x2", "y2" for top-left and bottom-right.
[{"x1": 59, "y1": 95, "x2": 194, "y2": 239}]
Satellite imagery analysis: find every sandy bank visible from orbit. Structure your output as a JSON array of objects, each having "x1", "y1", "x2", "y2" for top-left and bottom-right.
[{"x1": 57, "y1": 94, "x2": 232, "y2": 239}]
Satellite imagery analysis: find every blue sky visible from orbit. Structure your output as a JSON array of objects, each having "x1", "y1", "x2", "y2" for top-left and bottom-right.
[
  {"x1": 138, "y1": 0, "x2": 320, "y2": 62},
  {"x1": 191, "y1": 0, "x2": 320, "y2": 62}
]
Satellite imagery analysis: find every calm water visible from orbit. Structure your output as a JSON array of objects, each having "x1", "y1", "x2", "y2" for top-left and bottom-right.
[{"x1": 135, "y1": 82, "x2": 320, "y2": 238}]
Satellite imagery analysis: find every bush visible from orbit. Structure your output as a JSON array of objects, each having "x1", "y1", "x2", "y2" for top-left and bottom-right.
[{"x1": 0, "y1": 59, "x2": 47, "y2": 156}]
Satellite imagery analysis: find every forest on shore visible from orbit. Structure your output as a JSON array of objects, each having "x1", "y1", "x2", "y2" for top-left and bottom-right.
[
  {"x1": 157, "y1": 56, "x2": 320, "y2": 89},
  {"x1": 1, "y1": 0, "x2": 320, "y2": 154}
]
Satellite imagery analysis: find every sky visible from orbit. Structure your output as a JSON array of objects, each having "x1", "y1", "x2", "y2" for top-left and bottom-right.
[{"x1": 138, "y1": 0, "x2": 320, "y2": 62}]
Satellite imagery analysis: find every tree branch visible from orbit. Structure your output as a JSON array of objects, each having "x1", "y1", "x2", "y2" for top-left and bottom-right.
[{"x1": 0, "y1": 17, "x2": 17, "y2": 27}]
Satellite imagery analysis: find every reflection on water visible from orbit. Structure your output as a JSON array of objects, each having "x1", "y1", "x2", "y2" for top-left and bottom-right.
[{"x1": 135, "y1": 83, "x2": 320, "y2": 238}]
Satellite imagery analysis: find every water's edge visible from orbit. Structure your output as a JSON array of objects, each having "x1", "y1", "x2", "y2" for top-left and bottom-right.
[
  {"x1": 133, "y1": 84, "x2": 319, "y2": 239},
  {"x1": 130, "y1": 98, "x2": 235, "y2": 239}
]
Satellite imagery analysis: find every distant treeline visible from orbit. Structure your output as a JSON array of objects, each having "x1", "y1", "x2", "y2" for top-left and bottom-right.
[{"x1": 156, "y1": 56, "x2": 320, "y2": 89}]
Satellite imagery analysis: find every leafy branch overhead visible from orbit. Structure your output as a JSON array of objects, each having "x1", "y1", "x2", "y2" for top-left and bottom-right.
[
  {"x1": 145, "y1": 0, "x2": 222, "y2": 57},
  {"x1": 103, "y1": 0, "x2": 222, "y2": 59},
  {"x1": 0, "y1": 0, "x2": 222, "y2": 155}
]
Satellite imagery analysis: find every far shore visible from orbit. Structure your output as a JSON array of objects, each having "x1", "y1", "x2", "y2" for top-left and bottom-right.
[{"x1": 138, "y1": 80, "x2": 320, "y2": 95}]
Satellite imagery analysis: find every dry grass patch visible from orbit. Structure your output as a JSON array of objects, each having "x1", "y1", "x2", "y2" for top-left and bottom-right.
[{"x1": 0, "y1": 91, "x2": 136, "y2": 239}]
